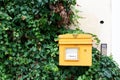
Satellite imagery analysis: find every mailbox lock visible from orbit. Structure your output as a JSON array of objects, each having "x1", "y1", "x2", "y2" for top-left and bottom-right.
[{"x1": 84, "y1": 49, "x2": 87, "y2": 52}]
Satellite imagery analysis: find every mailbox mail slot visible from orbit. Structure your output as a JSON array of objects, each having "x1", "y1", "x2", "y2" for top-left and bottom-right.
[
  {"x1": 65, "y1": 48, "x2": 78, "y2": 60},
  {"x1": 59, "y1": 34, "x2": 92, "y2": 66}
]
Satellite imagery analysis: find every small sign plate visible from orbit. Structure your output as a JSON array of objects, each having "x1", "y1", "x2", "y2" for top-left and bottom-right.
[
  {"x1": 101, "y1": 43, "x2": 107, "y2": 55},
  {"x1": 65, "y1": 48, "x2": 78, "y2": 60}
]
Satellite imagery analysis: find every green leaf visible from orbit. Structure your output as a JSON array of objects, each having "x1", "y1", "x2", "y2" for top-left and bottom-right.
[{"x1": 103, "y1": 70, "x2": 112, "y2": 78}]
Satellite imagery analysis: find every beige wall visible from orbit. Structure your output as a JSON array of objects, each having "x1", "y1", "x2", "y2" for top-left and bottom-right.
[
  {"x1": 76, "y1": 0, "x2": 112, "y2": 55},
  {"x1": 112, "y1": 0, "x2": 120, "y2": 66}
]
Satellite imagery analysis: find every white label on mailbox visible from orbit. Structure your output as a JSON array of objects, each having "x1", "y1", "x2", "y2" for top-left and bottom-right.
[{"x1": 65, "y1": 48, "x2": 78, "y2": 60}]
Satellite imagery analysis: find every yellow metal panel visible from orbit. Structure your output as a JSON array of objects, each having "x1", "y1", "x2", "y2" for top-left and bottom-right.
[
  {"x1": 59, "y1": 45, "x2": 92, "y2": 66},
  {"x1": 59, "y1": 34, "x2": 92, "y2": 39},
  {"x1": 59, "y1": 39, "x2": 92, "y2": 42},
  {"x1": 59, "y1": 39, "x2": 92, "y2": 44}
]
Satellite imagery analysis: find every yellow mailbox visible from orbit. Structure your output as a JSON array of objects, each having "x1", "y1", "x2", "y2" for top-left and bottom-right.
[{"x1": 59, "y1": 34, "x2": 92, "y2": 66}]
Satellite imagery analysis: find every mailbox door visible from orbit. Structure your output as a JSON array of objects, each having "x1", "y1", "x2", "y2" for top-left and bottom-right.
[{"x1": 59, "y1": 44, "x2": 92, "y2": 66}]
